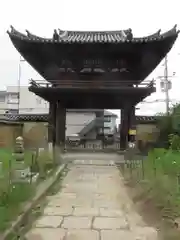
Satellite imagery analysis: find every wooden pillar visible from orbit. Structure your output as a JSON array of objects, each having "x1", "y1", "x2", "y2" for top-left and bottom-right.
[
  {"x1": 128, "y1": 106, "x2": 136, "y2": 142},
  {"x1": 48, "y1": 101, "x2": 56, "y2": 146},
  {"x1": 55, "y1": 101, "x2": 66, "y2": 148},
  {"x1": 120, "y1": 108, "x2": 129, "y2": 150}
]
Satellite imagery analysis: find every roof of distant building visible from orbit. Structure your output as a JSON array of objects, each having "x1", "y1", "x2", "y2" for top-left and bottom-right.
[
  {"x1": 1, "y1": 113, "x2": 157, "y2": 123},
  {"x1": 104, "y1": 110, "x2": 117, "y2": 117}
]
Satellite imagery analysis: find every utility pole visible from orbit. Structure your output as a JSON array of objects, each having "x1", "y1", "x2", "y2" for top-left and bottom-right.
[
  {"x1": 164, "y1": 55, "x2": 170, "y2": 115},
  {"x1": 158, "y1": 55, "x2": 174, "y2": 115},
  {"x1": 17, "y1": 56, "x2": 25, "y2": 114}
]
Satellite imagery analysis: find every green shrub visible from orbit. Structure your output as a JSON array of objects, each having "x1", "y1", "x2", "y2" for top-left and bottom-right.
[
  {"x1": 123, "y1": 148, "x2": 180, "y2": 222},
  {"x1": 169, "y1": 134, "x2": 180, "y2": 150},
  {"x1": 36, "y1": 149, "x2": 54, "y2": 178}
]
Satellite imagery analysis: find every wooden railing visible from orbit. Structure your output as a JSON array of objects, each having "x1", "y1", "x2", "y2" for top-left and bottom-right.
[{"x1": 29, "y1": 79, "x2": 155, "y2": 89}]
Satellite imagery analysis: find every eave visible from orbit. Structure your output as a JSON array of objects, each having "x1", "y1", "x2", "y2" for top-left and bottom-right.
[
  {"x1": 28, "y1": 84, "x2": 155, "y2": 109},
  {"x1": 7, "y1": 25, "x2": 179, "y2": 83}
]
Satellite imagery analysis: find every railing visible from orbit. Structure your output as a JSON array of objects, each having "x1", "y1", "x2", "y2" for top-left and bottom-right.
[
  {"x1": 29, "y1": 79, "x2": 155, "y2": 89},
  {"x1": 65, "y1": 142, "x2": 121, "y2": 151}
]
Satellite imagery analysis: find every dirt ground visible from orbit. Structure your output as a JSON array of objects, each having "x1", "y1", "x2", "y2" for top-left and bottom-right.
[{"x1": 123, "y1": 179, "x2": 180, "y2": 240}]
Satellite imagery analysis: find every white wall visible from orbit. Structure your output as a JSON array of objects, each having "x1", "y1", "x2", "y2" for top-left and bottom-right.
[
  {"x1": 4, "y1": 86, "x2": 117, "y2": 136},
  {"x1": 5, "y1": 86, "x2": 19, "y2": 113},
  {"x1": 0, "y1": 102, "x2": 7, "y2": 114},
  {"x1": 3, "y1": 86, "x2": 49, "y2": 114},
  {"x1": 0, "y1": 91, "x2": 7, "y2": 114},
  {"x1": 66, "y1": 112, "x2": 95, "y2": 136},
  {"x1": 19, "y1": 87, "x2": 49, "y2": 114},
  {"x1": 6, "y1": 86, "x2": 19, "y2": 93},
  {"x1": 104, "y1": 116, "x2": 117, "y2": 134}
]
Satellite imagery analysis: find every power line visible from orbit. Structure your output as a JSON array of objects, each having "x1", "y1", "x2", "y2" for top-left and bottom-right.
[{"x1": 138, "y1": 99, "x2": 179, "y2": 104}]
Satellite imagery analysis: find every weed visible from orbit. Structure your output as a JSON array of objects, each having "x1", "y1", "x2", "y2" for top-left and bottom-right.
[{"x1": 122, "y1": 148, "x2": 180, "y2": 239}]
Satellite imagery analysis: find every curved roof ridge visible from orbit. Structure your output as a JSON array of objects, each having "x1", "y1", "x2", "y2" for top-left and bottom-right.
[
  {"x1": 7, "y1": 26, "x2": 27, "y2": 38},
  {"x1": 7, "y1": 25, "x2": 179, "y2": 43},
  {"x1": 58, "y1": 28, "x2": 162, "y2": 39},
  {"x1": 25, "y1": 30, "x2": 51, "y2": 40},
  {"x1": 59, "y1": 29, "x2": 129, "y2": 34},
  {"x1": 134, "y1": 29, "x2": 161, "y2": 40},
  {"x1": 161, "y1": 24, "x2": 179, "y2": 37}
]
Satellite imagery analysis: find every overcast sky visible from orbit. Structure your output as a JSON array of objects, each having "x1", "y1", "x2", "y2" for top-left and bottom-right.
[{"x1": 0, "y1": 0, "x2": 180, "y2": 117}]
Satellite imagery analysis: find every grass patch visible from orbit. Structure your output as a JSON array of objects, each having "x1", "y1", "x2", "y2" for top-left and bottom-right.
[
  {"x1": 9, "y1": 165, "x2": 69, "y2": 240},
  {"x1": 0, "y1": 148, "x2": 32, "y2": 172},
  {"x1": 0, "y1": 148, "x2": 35, "y2": 232},
  {"x1": 0, "y1": 183, "x2": 35, "y2": 232},
  {"x1": 121, "y1": 148, "x2": 180, "y2": 239},
  {"x1": 0, "y1": 148, "x2": 57, "y2": 234}
]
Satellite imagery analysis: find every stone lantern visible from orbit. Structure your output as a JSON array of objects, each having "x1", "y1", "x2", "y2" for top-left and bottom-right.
[
  {"x1": 12, "y1": 136, "x2": 30, "y2": 182},
  {"x1": 14, "y1": 136, "x2": 24, "y2": 161}
]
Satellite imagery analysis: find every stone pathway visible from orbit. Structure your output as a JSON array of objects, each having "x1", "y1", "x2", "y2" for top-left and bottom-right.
[{"x1": 26, "y1": 160, "x2": 157, "y2": 240}]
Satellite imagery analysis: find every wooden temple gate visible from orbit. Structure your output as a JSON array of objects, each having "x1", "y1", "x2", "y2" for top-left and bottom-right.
[{"x1": 7, "y1": 25, "x2": 179, "y2": 151}]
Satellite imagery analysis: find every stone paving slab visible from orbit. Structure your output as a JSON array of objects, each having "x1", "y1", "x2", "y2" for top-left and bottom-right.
[
  {"x1": 101, "y1": 229, "x2": 133, "y2": 240},
  {"x1": 26, "y1": 228, "x2": 66, "y2": 240},
  {"x1": 93, "y1": 217, "x2": 128, "y2": 230},
  {"x1": 62, "y1": 216, "x2": 92, "y2": 229},
  {"x1": 43, "y1": 206, "x2": 73, "y2": 216},
  {"x1": 26, "y1": 159, "x2": 157, "y2": 240},
  {"x1": 99, "y1": 208, "x2": 124, "y2": 217},
  {"x1": 73, "y1": 207, "x2": 99, "y2": 216},
  {"x1": 35, "y1": 216, "x2": 63, "y2": 228},
  {"x1": 66, "y1": 229, "x2": 99, "y2": 240}
]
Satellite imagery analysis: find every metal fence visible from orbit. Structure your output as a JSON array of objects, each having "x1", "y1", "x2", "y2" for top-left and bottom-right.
[{"x1": 65, "y1": 142, "x2": 121, "y2": 151}]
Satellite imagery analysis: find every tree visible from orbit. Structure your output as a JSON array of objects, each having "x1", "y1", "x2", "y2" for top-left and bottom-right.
[
  {"x1": 156, "y1": 103, "x2": 180, "y2": 148},
  {"x1": 171, "y1": 104, "x2": 180, "y2": 134}
]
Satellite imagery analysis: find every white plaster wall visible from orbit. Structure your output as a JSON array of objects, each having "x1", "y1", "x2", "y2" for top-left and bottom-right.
[
  {"x1": 19, "y1": 87, "x2": 49, "y2": 114},
  {"x1": 0, "y1": 102, "x2": 7, "y2": 114},
  {"x1": 66, "y1": 112, "x2": 95, "y2": 136},
  {"x1": 104, "y1": 116, "x2": 117, "y2": 134}
]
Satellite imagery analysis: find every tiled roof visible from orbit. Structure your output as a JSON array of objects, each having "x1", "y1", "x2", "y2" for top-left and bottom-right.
[
  {"x1": 3, "y1": 114, "x2": 157, "y2": 122},
  {"x1": 4, "y1": 114, "x2": 48, "y2": 122},
  {"x1": 7, "y1": 25, "x2": 179, "y2": 43}
]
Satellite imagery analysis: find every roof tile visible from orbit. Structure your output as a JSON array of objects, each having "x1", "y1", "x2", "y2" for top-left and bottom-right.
[
  {"x1": 7, "y1": 25, "x2": 179, "y2": 44},
  {"x1": 3, "y1": 114, "x2": 157, "y2": 122}
]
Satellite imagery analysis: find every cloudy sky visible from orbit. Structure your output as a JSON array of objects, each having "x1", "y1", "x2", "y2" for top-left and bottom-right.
[{"x1": 0, "y1": 0, "x2": 180, "y2": 117}]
